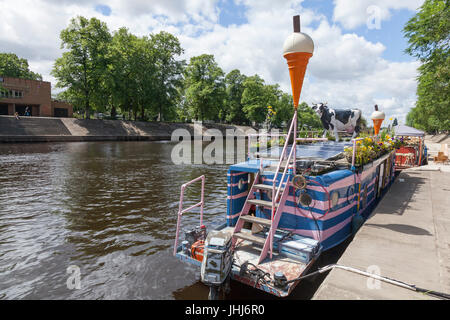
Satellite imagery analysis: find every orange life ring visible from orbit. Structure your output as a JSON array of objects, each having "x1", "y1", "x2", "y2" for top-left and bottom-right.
[{"x1": 191, "y1": 240, "x2": 205, "y2": 262}]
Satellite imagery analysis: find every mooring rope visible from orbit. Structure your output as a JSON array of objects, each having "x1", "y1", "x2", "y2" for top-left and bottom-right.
[{"x1": 285, "y1": 263, "x2": 450, "y2": 300}]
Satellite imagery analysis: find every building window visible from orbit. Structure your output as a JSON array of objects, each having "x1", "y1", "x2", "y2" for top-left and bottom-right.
[{"x1": 0, "y1": 89, "x2": 23, "y2": 99}]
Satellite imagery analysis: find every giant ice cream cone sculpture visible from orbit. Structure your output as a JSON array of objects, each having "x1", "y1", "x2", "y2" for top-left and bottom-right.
[
  {"x1": 371, "y1": 104, "x2": 385, "y2": 135},
  {"x1": 283, "y1": 15, "x2": 314, "y2": 108}
]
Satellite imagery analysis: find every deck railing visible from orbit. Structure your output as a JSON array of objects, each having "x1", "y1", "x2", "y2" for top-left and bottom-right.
[{"x1": 173, "y1": 175, "x2": 205, "y2": 256}]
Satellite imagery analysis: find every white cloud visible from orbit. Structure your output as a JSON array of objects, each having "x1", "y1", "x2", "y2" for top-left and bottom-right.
[
  {"x1": 333, "y1": 0, "x2": 424, "y2": 30},
  {"x1": 0, "y1": 0, "x2": 419, "y2": 122}
]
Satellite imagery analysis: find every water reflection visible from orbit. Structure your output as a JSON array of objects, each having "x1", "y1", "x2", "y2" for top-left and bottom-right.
[{"x1": 0, "y1": 142, "x2": 230, "y2": 299}]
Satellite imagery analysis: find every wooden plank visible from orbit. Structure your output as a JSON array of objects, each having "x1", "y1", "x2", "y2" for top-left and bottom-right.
[
  {"x1": 233, "y1": 231, "x2": 266, "y2": 245},
  {"x1": 248, "y1": 199, "x2": 279, "y2": 207},
  {"x1": 239, "y1": 215, "x2": 272, "y2": 226},
  {"x1": 254, "y1": 184, "x2": 284, "y2": 192}
]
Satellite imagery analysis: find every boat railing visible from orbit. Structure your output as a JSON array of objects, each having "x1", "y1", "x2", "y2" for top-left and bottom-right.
[
  {"x1": 296, "y1": 137, "x2": 328, "y2": 142},
  {"x1": 173, "y1": 175, "x2": 205, "y2": 256}
]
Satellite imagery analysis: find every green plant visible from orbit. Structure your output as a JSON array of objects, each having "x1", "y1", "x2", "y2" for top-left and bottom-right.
[{"x1": 344, "y1": 134, "x2": 405, "y2": 166}]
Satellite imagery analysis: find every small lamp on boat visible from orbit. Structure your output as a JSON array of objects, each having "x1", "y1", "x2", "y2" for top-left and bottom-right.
[
  {"x1": 283, "y1": 15, "x2": 314, "y2": 109},
  {"x1": 371, "y1": 105, "x2": 385, "y2": 135}
]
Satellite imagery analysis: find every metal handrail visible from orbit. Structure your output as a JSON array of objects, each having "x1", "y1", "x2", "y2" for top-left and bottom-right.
[
  {"x1": 296, "y1": 137, "x2": 328, "y2": 142},
  {"x1": 173, "y1": 175, "x2": 205, "y2": 256},
  {"x1": 271, "y1": 117, "x2": 296, "y2": 211}
]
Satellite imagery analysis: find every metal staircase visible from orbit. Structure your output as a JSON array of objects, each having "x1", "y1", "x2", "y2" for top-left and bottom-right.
[{"x1": 231, "y1": 113, "x2": 298, "y2": 264}]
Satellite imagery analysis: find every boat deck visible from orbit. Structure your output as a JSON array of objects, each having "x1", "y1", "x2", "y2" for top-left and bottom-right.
[
  {"x1": 175, "y1": 225, "x2": 317, "y2": 297},
  {"x1": 225, "y1": 226, "x2": 315, "y2": 296}
]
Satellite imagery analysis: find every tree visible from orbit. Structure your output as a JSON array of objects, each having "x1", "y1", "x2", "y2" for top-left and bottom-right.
[
  {"x1": 403, "y1": 0, "x2": 450, "y2": 132},
  {"x1": 0, "y1": 53, "x2": 42, "y2": 80},
  {"x1": 149, "y1": 31, "x2": 185, "y2": 121},
  {"x1": 241, "y1": 75, "x2": 281, "y2": 124},
  {"x1": 224, "y1": 69, "x2": 247, "y2": 124},
  {"x1": 297, "y1": 102, "x2": 322, "y2": 129},
  {"x1": 106, "y1": 27, "x2": 139, "y2": 119},
  {"x1": 183, "y1": 54, "x2": 225, "y2": 121},
  {"x1": 52, "y1": 16, "x2": 112, "y2": 119}
]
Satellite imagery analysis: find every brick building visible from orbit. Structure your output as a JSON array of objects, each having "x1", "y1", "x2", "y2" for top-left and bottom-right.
[{"x1": 0, "y1": 76, "x2": 72, "y2": 117}]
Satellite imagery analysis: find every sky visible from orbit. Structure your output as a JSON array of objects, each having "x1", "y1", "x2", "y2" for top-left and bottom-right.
[{"x1": 0, "y1": 0, "x2": 425, "y2": 122}]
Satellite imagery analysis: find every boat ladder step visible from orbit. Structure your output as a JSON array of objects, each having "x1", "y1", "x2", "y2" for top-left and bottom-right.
[
  {"x1": 233, "y1": 231, "x2": 266, "y2": 246},
  {"x1": 239, "y1": 215, "x2": 272, "y2": 226},
  {"x1": 248, "y1": 199, "x2": 279, "y2": 208},
  {"x1": 253, "y1": 184, "x2": 284, "y2": 192}
]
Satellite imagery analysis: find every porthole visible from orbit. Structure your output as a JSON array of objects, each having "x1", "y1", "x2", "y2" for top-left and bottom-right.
[
  {"x1": 362, "y1": 185, "x2": 368, "y2": 208},
  {"x1": 346, "y1": 186, "x2": 354, "y2": 204},
  {"x1": 330, "y1": 191, "x2": 339, "y2": 209},
  {"x1": 238, "y1": 178, "x2": 245, "y2": 191},
  {"x1": 292, "y1": 175, "x2": 307, "y2": 189},
  {"x1": 298, "y1": 192, "x2": 313, "y2": 207}
]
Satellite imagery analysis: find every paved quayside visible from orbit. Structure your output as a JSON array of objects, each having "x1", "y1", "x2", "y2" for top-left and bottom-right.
[{"x1": 313, "y1": 167, "x2": 450, "y2": 300}]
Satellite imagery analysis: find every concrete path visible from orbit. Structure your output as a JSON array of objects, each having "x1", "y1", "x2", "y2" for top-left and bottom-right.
[{"x1": 313, "y1": 169, "x2": 450, "y2": 299}]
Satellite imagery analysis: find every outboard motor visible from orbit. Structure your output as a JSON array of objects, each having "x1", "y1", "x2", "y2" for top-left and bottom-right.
[{"x1": 200, "y1": 230, "x2": 233, "y2": 300}]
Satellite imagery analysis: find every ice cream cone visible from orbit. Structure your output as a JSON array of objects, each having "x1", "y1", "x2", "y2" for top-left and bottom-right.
[
  {"x1": 283, "y1": 16, "x2": 314, "y2": 109},
  {"x1": 284, "y1": 51, "x2": 312, "y2": 108},
  {"x1": 372, "y1": 119, "x2": 383, "y2": 135},
  {"x1": 371, "y1": 105, "x2": 385, "y2": 135}
]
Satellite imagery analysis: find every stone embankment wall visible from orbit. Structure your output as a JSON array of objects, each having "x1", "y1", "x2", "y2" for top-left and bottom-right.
[{"x1": 0, "y1": 115, "x2": 253, "y2": 142}]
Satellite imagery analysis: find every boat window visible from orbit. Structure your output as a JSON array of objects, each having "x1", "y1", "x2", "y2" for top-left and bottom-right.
[
  {"x1": 347, "y1": 186, "x2": 354, "y2": 204},
  {"x1": 362, "y1": 185, "x2": 368, "y2": 208},
  {"x1": 298, "y1": 191, "x2": 312, "y2": 207},
  {"x1": 330, "y1": 191, "x2": 339, "y2": 209},
  {"x1": 238, "y1": 178, "x2": 245, "y2": 191}
]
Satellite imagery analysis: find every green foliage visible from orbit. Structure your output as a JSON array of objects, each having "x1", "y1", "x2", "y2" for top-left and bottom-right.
[
  {"x1": 52, "y1": 17, "x2": 185, "y2": 121},
  {"x1": 52, "y1": 16, "x2": 111, "y2": 119},
  {"x1": 0, "y1": 53, "x2": 42, "y2": 81},
  {"x1": 183, "y1": 54, "x2": 226, "y2": 121},
  {"x1": 149, "y1": 31, "x2": 185, "y2": 121},
  {"x1": 343, "y1": 133, "x2": 404, "y2": 166},
  {"x1": 241, "y1": 75, "x2": 282, "y2": 124},
  {"x1": 297, "y1": 102, "x2": 322, "y2": 129},
  {"x1": 403, "y1": 0, "x2": 450, "y2": 132},
  {"x1": 224, "y1": 69, "x2": 247, "y2": 124}
]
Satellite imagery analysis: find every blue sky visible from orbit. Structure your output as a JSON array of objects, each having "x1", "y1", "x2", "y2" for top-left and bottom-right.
[{"x1": 0, "y1": 0, "x2": 424, "y2": 122}]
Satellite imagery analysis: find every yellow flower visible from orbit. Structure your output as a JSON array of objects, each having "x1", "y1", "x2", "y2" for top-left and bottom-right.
[{"x1": 389, "y1": 117, "x2": 393, "y2": 121}]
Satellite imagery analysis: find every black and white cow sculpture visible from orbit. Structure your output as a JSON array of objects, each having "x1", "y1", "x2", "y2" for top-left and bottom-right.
[{"x1": 311, "y1": 103, "x2": 362, "y2": 141}]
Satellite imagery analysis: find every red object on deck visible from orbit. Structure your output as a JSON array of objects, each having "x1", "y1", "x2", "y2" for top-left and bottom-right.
[
  {"x1": 395, "y1": 146, "x2": 417, "y2": 168},
  {"x1": 190, "y1": 240, "x2": 205, "y2": 262}
]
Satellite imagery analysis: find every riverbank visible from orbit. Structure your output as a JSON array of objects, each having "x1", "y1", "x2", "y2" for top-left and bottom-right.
[
  {"x1": 312, "y1": 168, "x2": 450, "y2": 299},
  {"x1": 0, "y1": 115, "x2": 253, "y2": 143}
]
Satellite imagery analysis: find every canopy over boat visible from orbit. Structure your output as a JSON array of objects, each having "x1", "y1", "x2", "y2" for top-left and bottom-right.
[{"x1": 394, "y1": 125, "x2": 425, "y2": 137}]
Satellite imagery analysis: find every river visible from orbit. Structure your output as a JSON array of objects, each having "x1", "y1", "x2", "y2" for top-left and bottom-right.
[{"x1": 0, "y1": 141, "x2": 349, "y2": 299}]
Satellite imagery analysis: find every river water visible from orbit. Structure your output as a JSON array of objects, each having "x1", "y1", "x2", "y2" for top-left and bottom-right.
[{"x1": 0, "y1": 141, "x2": 348, "y2": 300}]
